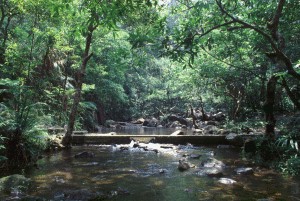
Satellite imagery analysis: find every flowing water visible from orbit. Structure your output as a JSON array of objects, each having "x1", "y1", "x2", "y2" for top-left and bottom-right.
[{"x1": 1, "y1": 128, "x2": 300, "y2": 201}]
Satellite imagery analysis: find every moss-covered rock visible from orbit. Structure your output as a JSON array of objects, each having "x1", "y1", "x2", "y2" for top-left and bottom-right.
[{"x1": 0, "y1": 174, "x2": 31, "y2": 194}]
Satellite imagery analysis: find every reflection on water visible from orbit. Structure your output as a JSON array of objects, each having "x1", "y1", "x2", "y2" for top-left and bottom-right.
[
  {"x1": 17, "y1": 144, "x2": 300, "y2": 201},
  {"x1": 99, "y1": 126, "x2": 192, "y2": 135}
]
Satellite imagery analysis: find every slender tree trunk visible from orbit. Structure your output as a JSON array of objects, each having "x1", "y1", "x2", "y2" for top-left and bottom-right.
[
  {"x1": 282, "y1": 78, "x2": 300, "y2": 110},
  {"x1": 262, "y1": 75, "x2": 278, "y2": 139},
  {"x1": 189, "y1": 105, "x2": 199, "y2": 129},
  {"x1": 62, "y1": 22, "x2": 96, "y2": 147}
]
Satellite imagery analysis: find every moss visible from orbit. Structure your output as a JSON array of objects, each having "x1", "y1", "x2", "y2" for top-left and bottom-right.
[{"x1": 0, "y1": 174, "x2": 31, "y2": 194}]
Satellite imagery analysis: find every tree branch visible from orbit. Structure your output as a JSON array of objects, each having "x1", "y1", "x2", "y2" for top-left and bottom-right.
[{"x1": 215, "y1": 0, "x2": 300, "y2": 81}]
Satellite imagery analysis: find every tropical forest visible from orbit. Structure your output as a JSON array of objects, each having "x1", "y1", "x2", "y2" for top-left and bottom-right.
[{"x1": 0, "y1": 0, "x2": 300, "y2": 200}]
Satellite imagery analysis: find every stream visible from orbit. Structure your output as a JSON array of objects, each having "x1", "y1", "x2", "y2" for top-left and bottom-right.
[{"x1": 1, "y1": 128, "x2": 300, "y2": 201}]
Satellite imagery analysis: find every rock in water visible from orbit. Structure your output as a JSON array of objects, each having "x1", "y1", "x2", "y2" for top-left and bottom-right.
[
  {"x1": 204, "y1": 168, "x2": 223, "y2": 177},
  {"x1": 178, "y1": 159, "x2": 190, "y2": 171},
  {"x1": 74, "y1": 151, "x2": 95, "y2": 158},
  {"x1": 200, "y1": 157, "x2": 225, "y2": 169},
  {"x1": 235, "y1": 167, "x2": 254, "y2": 175},
  {"x1": 218, "y1": 178, "x2": 237, "y2": 185}
]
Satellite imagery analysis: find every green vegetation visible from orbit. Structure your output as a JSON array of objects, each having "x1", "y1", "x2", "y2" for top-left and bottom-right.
[{"x1": 0, "y1": 0, "x2": 299, "y2": 174}]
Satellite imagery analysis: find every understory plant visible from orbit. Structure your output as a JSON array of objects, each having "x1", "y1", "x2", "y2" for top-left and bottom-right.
[
  {"x1": 275, "y1": 125, "x2": 300, "y2": 175},
  {"x1": 0, "y1": 79, "x2": 50, "y2": 168},
  {"x1": 247, "y1": 121, "x2": 300, "y2": 175}
]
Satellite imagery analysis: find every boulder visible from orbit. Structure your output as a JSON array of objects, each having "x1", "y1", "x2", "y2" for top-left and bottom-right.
[
  {"x1": 167, "y1": 115, "x2": 188, "y2": 126},
  {"x1": 143, "y1": 118, "x2": 158, "y2": 127},
  {"x1": 202, "y1": 125, "x2": 219, "y2": 134},
  {"x1": 235, "y1": 167, "x2": 254, "y2": 175},
  {"x1": 0, "y1": 174, "x2": 31, "y2": 194},
  {"x1": 193, "y1": 129, "x2": 203, "y2": 134},
  {"x1": 218, "y1": 178, "x2": 237, "y2": 185},
  {"x1": 212, "y1": 112, "x2": 226, "y2": 121},
  {"x1": 200, "y1": 157, "x2": 225, "y2": 169},
  {"x1": 226, "y1": 133, "x2": 244, "y2": 147},
  {"x1": 178, "y1": 159, "x2": 190, "y2": 171},
  {"x1": 204, "y1": 168, "x2": 223, "y2": 177},
  {"x1": 169, "y1": 121, "x2": 182, "y2": 128},
  {"x1": 170, "y1": 130, "x2": 185, "y2": 136},
  {"x1": 205, "y1": 121, "x2": 219, "y2": 126},
  {"x1": 132, "y1": 118, "x2": 145, "y2": 124},
  {"x1": 74, "y1": 151, "x2": 95, "y2": 158}
]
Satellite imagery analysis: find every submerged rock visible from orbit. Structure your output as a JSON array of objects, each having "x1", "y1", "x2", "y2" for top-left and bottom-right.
[
  {"x1": 190, "y1": 154, "x2": 201, "y2": 159},
  {"x1": 60, "y1": 189, "x2": 101, "y2": 200},
  {"x1": 74, "y1": 151, "x2": 95, "y2": 158}
]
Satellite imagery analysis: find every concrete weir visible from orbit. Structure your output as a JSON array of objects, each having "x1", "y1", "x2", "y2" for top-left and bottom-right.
[{"x1": 72, "y1": 134, "x2": 229, "y2": 145}]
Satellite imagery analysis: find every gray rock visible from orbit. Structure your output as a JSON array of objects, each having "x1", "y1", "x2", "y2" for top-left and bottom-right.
[
  {"x1": 178, "y1": 159, "x2": 190, "y2": 171},
  {"x1": 235, "y1": 167, "x2": 254, "y2": 175},
  {"x1": 218, "y1": 178, "x2": 237, "y2": 185},
  {"x1": 202, "y1": 125, "x2": 219, "y2": 134},
  {"x1": 170, "y1": 130, "x2": 185, "y2": 136},
  {"x1": 193, "y1": 129, "x2": 203, "y2": 134},
  {"x1": 201, "y1": 157, "x2": 225, "y2": 169},
  {"x1": 204, "y1": 168, "x2": 223, "y2": 177},
  {"x1": 143, "y1": 118, "x2": 158, "y2": 127}
]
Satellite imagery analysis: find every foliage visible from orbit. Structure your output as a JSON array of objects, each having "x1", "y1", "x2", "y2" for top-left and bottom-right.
[
  {"x1": 275, "y1": 123, "x2": 300, "y2": 175},
  {"x1": 0, "y1": 0, "x2": 299, "y2": 174},
  {"x1": 0, "y1": 78, "x2": 50, "y2": 166}
]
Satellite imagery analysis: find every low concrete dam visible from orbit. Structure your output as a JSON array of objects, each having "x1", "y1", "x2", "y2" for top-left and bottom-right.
[{"x1": 71, "y1": 134, "x2": 252, "y2": 145}]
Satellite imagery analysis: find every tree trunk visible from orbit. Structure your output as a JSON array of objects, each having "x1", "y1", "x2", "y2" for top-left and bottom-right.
[
  {"x1": 189, "y1": 105, "x2": 199, "y2": 129},
  {"x1": 62, "y1": 22, "x2": 96, "y2": 147},
  {"x1": 97, "y1": 104, "x2": 106, "y2": 125},
  {"x1": 282, "y1": 78, "x2": 300, "y2": 110},
  {"x1": 262, "y1": 75, "x2": 278, "y2": 139}
]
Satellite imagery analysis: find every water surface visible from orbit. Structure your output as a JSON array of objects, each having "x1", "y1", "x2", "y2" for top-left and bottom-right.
[{"x1": 21, "y1": 144, "x2": 300, "y2": 201}]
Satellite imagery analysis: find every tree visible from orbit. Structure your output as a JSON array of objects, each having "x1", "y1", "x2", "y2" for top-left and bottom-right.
[{"x1": 162, "y1": 0, "x2": 300, "y2": 137}]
